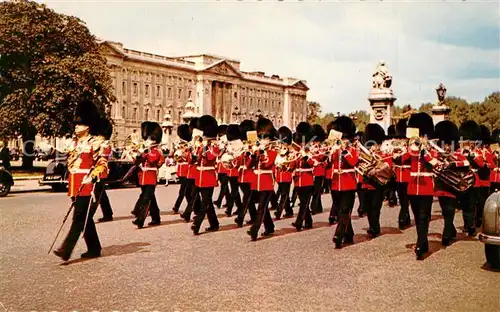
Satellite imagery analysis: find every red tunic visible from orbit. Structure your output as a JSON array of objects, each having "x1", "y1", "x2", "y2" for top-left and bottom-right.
[
  {"x1": 251, "y1": 149, "x2": 277, "y2": 191},
  {"x1": 312, "y1": 153, "x2": 327, "y2": 177},
  {"x1": 361, "y1": 151, "x2": 391, "y2": 190},
  {"x1": 195, "y1": 145, "x2": 219, "y2": 188},
  {"x1": 294, "y1": 156, "x2": 315, "y2": 187},
  {"x1": 393, "y1": 153, "x2": 411, "y2": 184},
  {"x1": 401, "y1": 149, "x2": 437, "y2": 196},
  {"x1": 186, "y1": 149, "x2": 198, "y2": 180},
  {"x1": 236, "y1": 152, "x2": 256, "y2": 185},
  {"x1": 329, "y1": 146, "x2": 359, "y2": 191},
  {"x1": 137, "y1": 145, "x2": 164, "y2": 186}
]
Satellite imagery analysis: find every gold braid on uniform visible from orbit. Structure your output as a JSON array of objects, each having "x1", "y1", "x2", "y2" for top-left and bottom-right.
[{"x1": 89, "y1": 136, "x2": 109, "y2": 182}]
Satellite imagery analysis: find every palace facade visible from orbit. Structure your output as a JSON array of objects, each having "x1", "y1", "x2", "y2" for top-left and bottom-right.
[{"x1": 100, "y1": 41, "x2": 309, "y2": 143}]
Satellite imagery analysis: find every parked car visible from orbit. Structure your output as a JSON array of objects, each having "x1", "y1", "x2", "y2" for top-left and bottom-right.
[
  {"x1": 479, "y1": 191, "x2": 500, "y2": 270},
  {"x1": 39, "y1": 158, "x2": 137, "y2": 191},
  {"x1": 0, "y1": 167, "x2": 14, "y2": 197}
]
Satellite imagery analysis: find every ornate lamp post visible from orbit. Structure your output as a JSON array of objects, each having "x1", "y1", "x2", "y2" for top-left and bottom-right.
[
  {"x1": 432, "y1": 82, "x2": 451, "y2": 124},
  {"x1": 182, "y1": 98, "x2": 199, "y2": 124},
  {"x1": 161, "y1": 112, "x2": 174, "y2": 152}
]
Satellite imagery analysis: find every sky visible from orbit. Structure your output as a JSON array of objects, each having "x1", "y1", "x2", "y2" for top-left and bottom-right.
[{"x1": 39, "y1": 0, "x2": 499, "y2": 115}]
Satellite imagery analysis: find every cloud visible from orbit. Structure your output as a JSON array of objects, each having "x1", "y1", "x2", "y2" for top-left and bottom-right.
[{"x1": 39, "y1": 0, "x2": 499, "y2": 114}]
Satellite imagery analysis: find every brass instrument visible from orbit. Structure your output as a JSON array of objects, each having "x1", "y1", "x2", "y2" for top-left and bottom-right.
[
  {"x1": 356, "y1": 142, "x2": 394, "y2": 186},
  {"x1": 427, "y1": 140, "x2": 475, "y2": 193}
]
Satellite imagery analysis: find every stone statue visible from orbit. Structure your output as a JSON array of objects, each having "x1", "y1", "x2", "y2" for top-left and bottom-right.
[
  {"x1": 372, "y1": 61, "x2": 392, "y2": 89},
  {"x1": 436, "y1": 82, "x2": 447, "y2": 104}
]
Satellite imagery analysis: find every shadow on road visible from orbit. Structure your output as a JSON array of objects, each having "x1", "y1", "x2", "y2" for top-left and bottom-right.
[{"x1": 61, "y1": 242, "x2": 151, "y2": 266}]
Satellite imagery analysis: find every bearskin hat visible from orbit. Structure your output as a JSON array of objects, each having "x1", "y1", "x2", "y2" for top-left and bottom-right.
[
  {"x1": 197, "y1": 115, "x2": 218, "y2": 138},
  {"x1": 408, "y1": 112, "x2": 434, "y2": 138},
  {"x1": 218, "y1": 124, "x2": 228, "y2": 137},
  {"x1": 256, "y1": 117, "x2": 276, "y2": 140},
  {"x1": 141, "y1": 121, "x2": 163, "y2": 143},
  {"x1": 459, "y1": 120, "x2": 481, "y2": 141},
  {"x1": 189, "y1": 117, "x2": 199, "y2": 132},
  {"x1": 435, "y1": 120, "x2": 459, "y2": 145},
  {"x1": 293, "y1": 121, "x2": 313, "y2": 144},
  {"x1": 480, "y1": 125, "x2": 491, "y2": 145},
  {"x1": 277, "y1": 126, "x2": 292, "y2": 145},
  {"x1": 312, "y1": 124, "x2": 326, "y2": 142},
  {"x1": 492, "y1": 129, "x2": 500, "y2": 144},
  {"x1": 239, "y1": 119, "x2": 256, "y2": 141},
  {"x1": 327, "y1": 116, "x2": 356, "y2": 140},
  {"x1": 387, "y1": 125, "x2": 396, "y2": 139},
  {"x1": 226, "y1": 124, "x2": 241, "y2": 142},
  {"x1": 364, "y1": 123, "x2": 386, "y2": 145},
  {"x1": 396, "y1": 119, "x2": 407, "y2": 138},
  {"x1": 73, "y1": 100, "x2": 101, "y2": 132},
  {"x1": 177, "y1": 124, "x2": 192, "y2": 142}
]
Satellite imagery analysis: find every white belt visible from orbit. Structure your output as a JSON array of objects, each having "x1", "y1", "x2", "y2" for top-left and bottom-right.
[
  {"x1": 198, "y1": 166, "x2": 215, "y2": 171},
  {"x1": 254, "y1": 170, "x2": 273, "y2": 174},
  {"x1": 69, "y1": 169, "x2": 91, "y2": 174},
  {"x1": 295, "y1": 168, "x2": 313, "y2": 172},
  {"x1": 471, "y1": 169, "x2": 478, "y2": 172},
  {"x1": 394, "y1": 165, "x2": 410, "y2": 168},
  {"x1": 140, "y1": 167, "x2": 158, "y2": 172},
  {"x1": 410, "y1": 172, "x2": 433, "y2": 177},
  {"x1": 332, "y1": 169, "x2": 355, "y2": 173},
  {"x1": 177, "y1": 162, "x2": 188, "y2": 165}
]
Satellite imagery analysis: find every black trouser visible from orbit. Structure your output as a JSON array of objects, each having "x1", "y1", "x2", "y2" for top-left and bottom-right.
[
  {"x1": 457, "y1": 188, "x2": 476, "y2": 231},
  {"x1": 182, "y1": 178, "x2": 200, "y2": 219},
  {"x1": 311, "y1": 176, "x2": 324, "y2": 214},
  {"x1": 237, "y1": 183, "x2": 256, "y2": 222},
  {"x1": 93, "y1": 181, "x2": 113, "y2": 218},
  {"x1": 386, "y1": 178, "x2": 398, "y2": 206},
  {"x1": 291, "y1": 185, "x2": 298, "y2": 207},
  {"x1": 356, "y1": 183, "x2": 365, "y2": 215},
  {"x1": 173, "y1": 176, "x2": 187, "y2": 212},
  {"x1": 249, "y1": 190, "x2": 274, "y2": 235},
  {"x1": 397, "y1": 182, "x2": 411, "y2": 226},
  {"x1": 192, "y1": 187, "x2": 219, "y2": 231},
  {"x1": 333, "y1": 191, "x2": 355, "y2": 241},
  {"x1": 329, "y1": 189, "x2": 340, "y2": 222},
  {"x1": 364, "y1": 187, "x2": 385, "y2": 235},
  {"x1": 322, "y1": 178, "x2": 331, "y2": 194},
  {"x1": 475, "y1": 186, "x2": 490, "y2": 227},
  {"x1": 270, "y1": 190, "x2": 279, "y2": 210},
  {"x1": 408, "y1": 195, "x2": 433, "y2": 252},
  {"x1": 135, "y1": 185, "x2": 160, "y2": 222},
  {"x1": 438, "y1": 196, "x2": 457, "y2": 240},
  {"x1": 215, "y1": 174, "x2": 231, "y2": 207},
  {"x1": 295, "y1": 186, "x2": 313, "y2": 229},
  {"x1": 491, "y1": 182, "x2": 500, "y2": 193},
  {"x1": 276, "y1": 182, "x2": 293, "y2": 218},
  {"x1": 58, "y1": 196, "x2": 101, "y2": 258},
  {"x1": 226, "y1": 176, "x2": 242, "y2": 213}
]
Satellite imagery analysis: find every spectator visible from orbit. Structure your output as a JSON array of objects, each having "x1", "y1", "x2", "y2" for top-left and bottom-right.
[{"x1": 0, "y1": 141, "x2": 11, "y2": 170}]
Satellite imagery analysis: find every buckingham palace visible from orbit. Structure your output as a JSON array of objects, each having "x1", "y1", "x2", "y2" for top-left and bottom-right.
[{"x1": 101, "y1": 41, "x2": 309, "y2": 143}]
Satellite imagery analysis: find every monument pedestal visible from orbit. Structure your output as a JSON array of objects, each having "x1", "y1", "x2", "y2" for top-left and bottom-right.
[
  {"x1": 368, "y1": 89, "x2": 396, "y2": 133},
  {"x1": 432, "y1": 104, "x2": 451, "y2": 125}
]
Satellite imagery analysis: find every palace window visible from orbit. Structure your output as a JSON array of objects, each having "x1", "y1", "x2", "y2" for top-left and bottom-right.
[
  {"x1": 145, "y1": 109, "x2": 149, "y2": 121},
  {"x1": 133, "y1": 83, "x2": 138, "y2": 95},
  {"x1": 156, "y1": 110, "x2": 160, "y2": 121},
  {"x1": 265, "y1": 100, "x2": 268, "y2": 109},
  {"x1": 145, "y1": 84, "x2": 149, "y2": 97},
  {"x1": 156, "y1": 85, "x2": 161, "y2": 97},
  {"x1": 122, "y1": 81, "x2": 126, "y2": 95},
  {"x1": 178, "y1": 88, "x2": 182, "y2": 100},
  {"x1": 133, "y1": 108, "x2": 138, "y2": 120},
  {"x1": 122, "y1": 106, "x2": 126, "y2": 119},
  {"x1": 168, "y1": 87, "x2": 172, "y2": 99},
  {"x1": 249, "y1": 98, "x2": 253, "y2": 108},
  {"x1": 188, "y1": 90, "x2": 192, "y2": 99}
]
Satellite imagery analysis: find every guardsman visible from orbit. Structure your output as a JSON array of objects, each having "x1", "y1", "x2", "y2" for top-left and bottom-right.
[
  {"x1": 361, "y1": 123, "x2": 387, "y2": 238},
  {"x1": 132, "y1": 122, "x2": 165, "y2": 229},
  {"x1": 353, "y1": 131, "x2": 366, "y2": 218},
  {"x1": 224, "y1": 124, "x2": 244, "y2": 217},
  {"x1": 180, "y1": 118, "x2": 201, "y2": 222},
  {"x1": 385, "y1": 125, "x2": 398, "y2": 207},
  {"x1": 274, "y1": 126, "x2": 295, "y2": 219},
  {"x1": 172, "y1": 124, "x2": 191, "y2": 214},
  {"x1": 291, "y1": 122, "x2": 316, "y2": 231},
  {"x1": 246, "y1": 117, "x2": 277, "y2": 241},
  {"x1": 234, "y1": 120, "x2": 257, "y2": 227},
  {"x1": 53, "y1": 100, "x2": 109, "y2": 261},
  {"x1": 475, "y1": 125, "x2": 495, "y2": 227},
  {"x1": 433, "y1": 120, "x2": 469, "y2": 246},
  {"x1": 328, "y1": 116, "x2": 359, "y2": 249},
  {"x1": 491, "y1": 129, "x2": 500, "y2": 192},
  {"x1": 215, "y1": 125, "x2": 231, "y2": 210},
  {"x1": 191, "y1": 115, "x2": 220, "y2": 235},
  {"x1": 393, "y1": 119, "x2": 411, "y2": 229},
  {"x1": 92, "y1": 117, "x2": 114, "y2": 223},
  {"x1": 457, "y1": 120, "x2": 483, "y2": 236},
  {"x1": 396, "y1": 112, "x2": 439, "y2": 260},
  {"x1": 310, "y1": 124, "x2": 327, "y2": 215}
]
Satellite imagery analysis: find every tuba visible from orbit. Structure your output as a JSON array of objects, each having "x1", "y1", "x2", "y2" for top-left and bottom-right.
[{"x1": 356, "y1": 142, "x2": 394, "y2": 186}]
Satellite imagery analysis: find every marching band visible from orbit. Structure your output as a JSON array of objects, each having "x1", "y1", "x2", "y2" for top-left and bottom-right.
[{"x1": 53, "y1": 102, "x2": 500, "y2": 262}]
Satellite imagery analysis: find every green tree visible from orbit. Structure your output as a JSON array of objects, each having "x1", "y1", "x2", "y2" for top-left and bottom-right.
[
  {"x1": 0, "y1": 0, "x2": 115, "y2": 168},
  {"x1": 307, "y1": 101, "x2": 321, "y2": 124},
  {"x1": 351, "y1": 110, "x2": 370, "y2": 132}
]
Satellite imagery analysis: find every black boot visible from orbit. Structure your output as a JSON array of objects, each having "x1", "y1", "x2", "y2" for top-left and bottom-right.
[{"x1": 81, "y1": 250, "x2": 101, "y2": 258}]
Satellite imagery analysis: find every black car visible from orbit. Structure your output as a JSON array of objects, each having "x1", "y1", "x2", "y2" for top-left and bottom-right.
[
  {"x1": 0, "y1": 167, "x2": 14, "y2": 197},
  {"x1": 39, "y1": 158, "x2": 137, "y2": 192}
]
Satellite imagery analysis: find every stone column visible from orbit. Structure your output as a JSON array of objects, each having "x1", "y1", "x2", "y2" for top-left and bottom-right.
[
  {"x1": 195, "y1": 76, "x2": 205, "y2": 115},
  {"x1": 283, "y1": 88, "x2": 291, "y2": 128},
  {"x1": 368, "y1": 61, "x2": 396, "y2": 133},
  {"x1": 431, "y1": 83, "x2": 450, "y2": 125}
]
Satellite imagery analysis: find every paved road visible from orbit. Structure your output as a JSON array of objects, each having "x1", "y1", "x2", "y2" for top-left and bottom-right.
[{"x1": 1, "y1": 186, "x2": 498, "y2": 311}]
